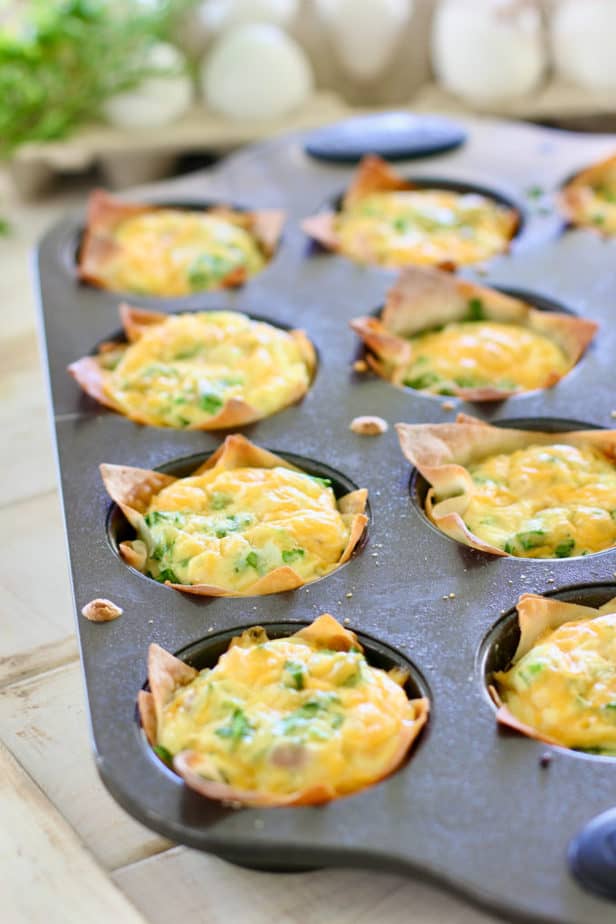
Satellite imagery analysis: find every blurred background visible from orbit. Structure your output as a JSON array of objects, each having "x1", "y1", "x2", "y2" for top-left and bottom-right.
[{"x1": 1, "y1": 0, "x2": 616, "y2": 201}]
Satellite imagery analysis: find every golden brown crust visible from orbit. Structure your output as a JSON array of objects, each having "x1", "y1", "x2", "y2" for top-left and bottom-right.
[
  {"x1": 560, "y1": 152, "x2": 616, "y2": 231},
  {"x1": 343, "y1": 154, "x2": 413, "y2": 209},
  {"x1": 68, "y1": 304, "x2": 313, "y2": 430},
  {"x1": 140, "y1": 615, "x2": 429, "y2": 807},
  {"x1": 351, "y1": 266, "x2": 597, "y2": 401},
  {"x1": 294, "y1": 612, "x2": 360, "y2": 651},
  {"x1": 101, "y1": 435, "x2": 368, "y2": 596},
  {"x1": 67, "y1": 356, "x2": 123, "y2": 413},
  {"x1": 396, "y1": 415, "x2": 616, "y2": 556},
  {"x1": 146, "y1": 642, "x2": 198, "y2": 733},
  {"x1": 138, "y1": 690, "x2": 157, "y2": 746},
  {"x1": 77, "y1": 190, "x2": 285, "y2": 292},
  {"x1": 300, "y1": 212, "x2": 340, "y2": 251}
]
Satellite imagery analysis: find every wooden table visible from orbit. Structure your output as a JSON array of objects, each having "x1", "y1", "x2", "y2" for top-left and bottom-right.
[{"x1": 0, "y1": 169, "x2": 498, "y2": 924}]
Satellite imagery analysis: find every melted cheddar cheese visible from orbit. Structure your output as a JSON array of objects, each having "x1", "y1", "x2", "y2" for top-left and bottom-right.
[
  {"x1": 139, "y1": 466, "x2": 350, "y2": 591},
  {"x1": 462, "y1": 443, "x2": 616, "y2": 558},
  {"x1": 495, "y1": 613, "x2": 616, "y2": 754},
  {"x1": 101, "y1": 311, "x2": 311, "y2": 428},
  {"x1": 335, "y1": 190, "x2": 515, "y2": 267},
  {"x1": 158, "y1": 628, "x2": 418, "y2": 796},
  {"x1": 105, "y1": 210, "x2": 265, "y2": 296},
  {"x1": 402, "y1": 319, "x2": 567, "y2": 394}
]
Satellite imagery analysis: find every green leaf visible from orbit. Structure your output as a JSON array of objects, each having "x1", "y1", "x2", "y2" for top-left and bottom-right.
[
  {"x1": 144, "y1": 510, "x2": 182, "y2": 527},
  {"x1": 403, "y1": 372, "x2": 441, "y2": 391},
  {"x1": 592, "y1": 213, "x2": 606, "y2": 225},
  {"x1": 554, "y1": 538, "x2": 575, "y2": 558},
  {"x1": 515, "y1": 530, "x2": 545, "y2": 552},
  {"x1": 156, "y1": 567, "x2": 180, "y2": 584},
  {"x1": 210, "y1": 492, "x2": 231, "y2": 511},
  {"x1": 309, "y1": 476, "x2": 332, "y2": 488},
  {"x1": 174, "y1": 345, "x2": 203, "y2": 360},
  {"x1": 466, "y1": 297, "x2": 485, "y2": 321},
  {"x1": 526, "y1": 185, "x2": 544, "y2": 200},
  {"x1": 282, "y1": 548, "x2": 305, "y2": 564},
  {"x1": 199, "y1": 393, "x2": 223, "y2": 415},
  {"x1": 246, "y1": 551, "x2": 259, "y2": 569},
  {"x1": 153, "y1": 744, "x2": 173, "y2": 765},
  {"x1": 215, "y1": 708, "x2": 253, "y2": 746},
  {"x1": 284, "y1": 661, "x2": 306, "y2": 691}
]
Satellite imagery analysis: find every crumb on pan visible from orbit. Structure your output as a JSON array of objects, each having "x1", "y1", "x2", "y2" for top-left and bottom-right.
[
  {"x1": 350, "y1": 415, "x2": 388, "y2": 435},
  {"x1": 81, "y1": 598, "x2": 123, "y2": 622},
  {"x1": 353, "y1": 359, "x2": 368, "y2": 373},
  {"x1": 441, "y1": 400, "x2": 456, "y2": 411}
]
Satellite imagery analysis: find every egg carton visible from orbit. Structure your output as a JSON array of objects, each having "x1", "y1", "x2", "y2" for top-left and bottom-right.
[
  {"x1": 13, "y1": 78, "x2": 616, "y2": 200},
  {"x1": 36, "y1": 114, "x2": 616, "y2": 924}
]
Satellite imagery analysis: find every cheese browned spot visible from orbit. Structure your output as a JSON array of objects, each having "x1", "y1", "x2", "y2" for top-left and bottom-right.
[
  {"x1": 463, "y1": 443, "x2": 616, "y2": 558},
  {"x1": 336, "y1": 190, "x2": 516, "y2": 267},
  {"x1": 495, "y1": 612, "x2": 616, "y2": 754},
  {"x1": 151, "y1": 617, "x2": 429, "y2": 801}
]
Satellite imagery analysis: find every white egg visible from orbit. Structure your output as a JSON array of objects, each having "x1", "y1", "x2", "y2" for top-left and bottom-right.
[
  {"x1": 315, "y1": 0, "x2": 412, "y2": 81},
  {"x1": 102, "y1": 43, "x2": 193, "y2": 129},
  {"x1": 432, "y1": 0, "x2": 546, "y2": 106},
  {"x1": 202, "y1": 24, "x2": 314, "y2": 120},
  {"x1": 551, "y1": 0, "x2": 616, "y2": 92},
  {"x1": 201, "y1": 0, "x2": 299, "y2": 32}
]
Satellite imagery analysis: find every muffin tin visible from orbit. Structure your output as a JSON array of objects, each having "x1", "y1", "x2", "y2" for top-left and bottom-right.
[{"x1": 36, "y1": 115, "x2": 616, "y2": 924}]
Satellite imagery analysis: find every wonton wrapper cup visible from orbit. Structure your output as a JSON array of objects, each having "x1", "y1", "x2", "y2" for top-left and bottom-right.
[
  {"x1": 138, "y1": 614, "x2": 430, "y2": 807},
  {"x1": 301, "y1": 155, "x2": 519, "y2": 269},
  {"x1": 396, "y1": 414, "x2": 616, "y2": 557},
  {"x1": 489, "y1": 592, "x2": 616, "y2": 746},
  {"x1": 101, "y1": 434, "x2": 368, "y2": 596},
  {"x1": 78, "y1": 189, "x2": 286, "y2": 292},
  {"x1": 560, "y1": 153, "x2": 616, "y2": 234},
  {"x1": 68, "y1": 303, "x2": 316, "y2": 429},
  {"x1": 351, "y1": 266, "x2": 597, "y2": 401}
]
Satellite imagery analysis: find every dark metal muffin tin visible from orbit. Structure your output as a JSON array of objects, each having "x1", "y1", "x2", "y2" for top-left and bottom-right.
[{"x1": 36, "y1": 117, "x2": 616, "y2": 924}]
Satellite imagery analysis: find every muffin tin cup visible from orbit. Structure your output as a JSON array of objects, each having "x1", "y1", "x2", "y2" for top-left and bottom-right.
[{"x1": 37, "y1": 116, "x2": 616, "y2": 924}]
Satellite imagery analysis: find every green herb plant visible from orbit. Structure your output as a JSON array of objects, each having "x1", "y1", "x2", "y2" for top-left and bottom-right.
[{"x1": 0, "y1": 0, "x2": 197, "y2": 157}]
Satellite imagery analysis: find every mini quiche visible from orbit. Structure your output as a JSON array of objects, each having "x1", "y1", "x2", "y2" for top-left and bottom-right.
[
  {"x1": 351, "y1": 267, "x2": 596, "y2": 400},
  {"x1": 302, "y1": 155, "x2": 519, "y2": 269},
  {"x1": 560, "y1": 152, "x2": 616, "y2": 234},
  {"x1": 491, "y1": 592, "x2": 616, "y2": 755},
  {"x1": 68, "y1": 305, "x2": 315, "y2": 429},
  {"x1": 101, "y1": 435, "x2": 368, "y2": 596},
  {"x1": 78, "y1": 190, "x2": 284, "y2": 296},
  {"x1": 139, "y1": 613, "x2": 429, "y2": 806},
  {"x1": 396, "y1": 414, "x2": 616, "y2": 559}
]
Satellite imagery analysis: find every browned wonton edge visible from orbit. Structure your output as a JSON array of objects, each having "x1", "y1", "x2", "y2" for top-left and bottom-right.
[{"x1": 560, "y1": 152, "x2": 616, "y2": 233}]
